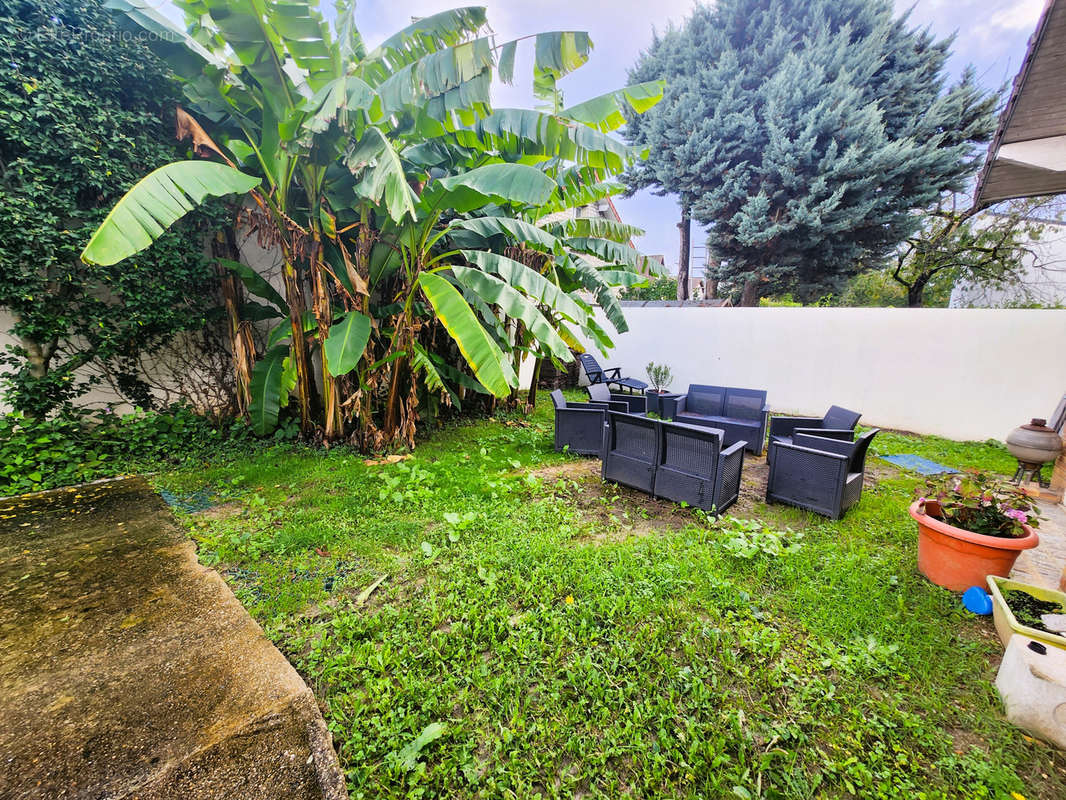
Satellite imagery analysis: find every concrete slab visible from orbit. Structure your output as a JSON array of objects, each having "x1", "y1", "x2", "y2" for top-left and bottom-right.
[
  {"x1": 0, "y1": 478, "x2": 347, "y2": 800},
  {"x1": 1011, "y1": 500, "x2": 1066, "y2": 590}
]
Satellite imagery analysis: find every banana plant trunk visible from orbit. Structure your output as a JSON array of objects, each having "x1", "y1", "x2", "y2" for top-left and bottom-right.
[
  {"x1": 527, "y1": 356, "x2": 543, "y2": 407},
  {"x1": 383, "y1": 309, "x2": 414, "y2": 447},
  {"x1": 309, "y1": 236, "x2": 342, "y2": 441},
  {"x1": 214, "y1": 233, "x2": 252, "y2": 416},
  {"x1": 280, "y1": 257, "x2": 316, "y2": 435}
]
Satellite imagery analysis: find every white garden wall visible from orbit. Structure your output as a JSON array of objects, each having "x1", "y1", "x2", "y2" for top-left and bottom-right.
[{"x1": 581, "y1": 307, "x2": 1066, "y2": 442}]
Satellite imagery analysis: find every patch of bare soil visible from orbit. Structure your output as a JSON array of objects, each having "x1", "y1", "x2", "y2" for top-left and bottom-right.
[
  {"x1": 730, "y1": 456, "x2": 769, "y2": 518},
  {"x1": 529, "y1": 460, "x2": 602, "y2": 482},
  {"x1": 865, "y1": 460, "x2": 900, "y2": 484},
  {"x1": 189, "y1": 502, "x2": 243, "y2": 522},
  {"x1": 531, "y1": 454, "x2": 893, "y2": 539},
  {"x1": 530, "y1": 459, "x2": 700, "y2": 543}
]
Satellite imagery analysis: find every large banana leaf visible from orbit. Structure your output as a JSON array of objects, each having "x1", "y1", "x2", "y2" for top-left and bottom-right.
[
  {"x1": 302, "y1": 75, "x2": 375, "y2": 134},
  {"x1": 376, "y1": 37, "x2": 494, "y2": 120},
  {"x1": 198, "y1": 0, "x2": 304, "y2": 117},
  {"x1": 450, "y1": 267, "x2": 572, "y2": 361},
  {"x1": 241, "y1": 301, "x2": 284, "y2": 321},
  {"x1": 267, "y1": 0, "x2": 336, "y2": 92},
  {"x1": 456, "y1": 108, "x2": 636, "y2": 171},
  {"x1": 411, "y1": 341, "x2": 446, "y2": 395},
  {"x1": 544, "y1": 216, "x2": 644, "y2": 243},
  {"x1": 81, "y1": 161, "x2": 260, "y2": 266},
  {"x1": 560, "y1": 253, "x2": 629, "y2": 334},
  {"x1": 461, "y1": 251, "x2": 587, "y2": 324},
  {"x1": 363, "y1": 7, "x2": 488, "y2": 75},
  {"x1": 494, "y1": 30, "x2": 594, "y2": 106},
  {"x1": 418, "y1": 272, "x2": 516, "y2": 398},
  {"x1": 266, "y1": 311, "x2": 317, "y2": 349},
  {"x1": 562, "y1": 81, "x2": 666, "y2": 132},
  {"x1": 334, "y1": 0, "x2": 366, "y2": 63},
  {"x1": 598, "y1": 270, "x2": 651, "y2": 287},
  {"x1": 345, "y1": 128, "x2": 417, "y2": 221},
  {"x1": 426, "y1": 163, "x2": 555, "y2": 212},
  {"x1": 249, "y1": 346, "x2": 289, "y2": 435},
  {"x1": 583, "y1": 314, "x2": 616, "y2": 353},
  {"x1": 460, "y1": 283, "x2": 509, "y2": 347},
  {"x1": 220, "y1": 258, "x2": 289, "y2": 314},
  {"x1": 430, "y1": 352, "x2": 491, "y2": 396},
  {"x1": 278, "y1": 354, "x2": 298, "y2": 409},
  {"x1": 532, "y1": 31, "x2": 592, "y2": 102},
  {"x1": 323, "y1": 311, "x2": 372, "y2": 376},
  {"x1": 105, "y1": 0, "x2": 223, "y2": 78},
  {"x1": 497, "y1": 39, "x2": 518, "y2": 84},
  {"x1": 565, "y1": 237, "x2": 665, "y2": 276},
  {"x1": 449, "y1": 216, "x2": 561, "y2": 252},
  {"x1": 535, "y1": 171, "x2": 623, "y2": 216}
]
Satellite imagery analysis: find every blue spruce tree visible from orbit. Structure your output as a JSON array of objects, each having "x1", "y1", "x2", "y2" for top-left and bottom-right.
[{"x1": 624, "y1": 0, "x2": 998, "y2": 305}]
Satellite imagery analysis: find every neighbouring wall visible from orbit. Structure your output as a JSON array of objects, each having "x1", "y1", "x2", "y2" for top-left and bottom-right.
[{"x1": 581, "y1": 307, "x2": 1066, "y2": 442}]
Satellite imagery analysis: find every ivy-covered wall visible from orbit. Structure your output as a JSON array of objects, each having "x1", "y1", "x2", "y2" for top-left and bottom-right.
[{"x1": 0, "y1": 0, "x2": 230, "y2": 417}]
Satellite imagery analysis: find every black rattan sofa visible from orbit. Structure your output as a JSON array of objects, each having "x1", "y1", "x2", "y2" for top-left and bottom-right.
[
  {"x1": 601, "y1": 411, "x2": 745, "y2": 514},
  {"x1": 662, "y1": 384, "x2": 769, "y2": 455},
  {"x1": 765, "y1": 429, "x2": 879, "y2": 519}
]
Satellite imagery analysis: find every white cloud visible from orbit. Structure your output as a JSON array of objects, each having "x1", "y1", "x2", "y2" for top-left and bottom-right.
[
  {"x1": 899, "y1": 0, "x2": 1045, "y2": 44},
  {"x1": 987, "y1": 0, "x2": 1048, "y2": 32}
]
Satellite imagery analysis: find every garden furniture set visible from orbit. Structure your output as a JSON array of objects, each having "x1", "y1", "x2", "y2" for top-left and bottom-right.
[{"x1": 554, "y1": 373, "x2": 877, "y2": 518}]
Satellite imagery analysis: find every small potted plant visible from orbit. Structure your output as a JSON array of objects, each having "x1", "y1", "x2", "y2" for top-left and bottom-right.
[
  {"x1": 910, "y1": 471, "x2": 1041, "y2": 592},
  {"x1": 644, "y1": 362, "x2": 678, "y2": 416}
]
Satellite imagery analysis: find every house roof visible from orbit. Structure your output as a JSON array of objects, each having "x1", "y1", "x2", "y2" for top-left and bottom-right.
[{"x1": 974, "y1": 0, "x2": 1066, "y2": 206}]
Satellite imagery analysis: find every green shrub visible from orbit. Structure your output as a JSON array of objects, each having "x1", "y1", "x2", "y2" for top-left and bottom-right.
[
  {"x1": 0, "y1": 406, "x2": 260, "y2": 496},
  {"x1": 622, "y1": 276, "x2": 678, "y2": 300}
]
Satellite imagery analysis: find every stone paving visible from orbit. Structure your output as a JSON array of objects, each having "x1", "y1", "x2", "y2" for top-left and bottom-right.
[
  {"x1": 1010, "y1": 500, "x2": 1066, "y2": 591},
  {"x1": 0, "y1": 477, "x2": 347, "y2": 800}
]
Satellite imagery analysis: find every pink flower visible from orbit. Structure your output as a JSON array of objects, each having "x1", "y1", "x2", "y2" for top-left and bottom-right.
[{"x1": 1004, "y1": 508, "x2": 1028, "y2": 524}]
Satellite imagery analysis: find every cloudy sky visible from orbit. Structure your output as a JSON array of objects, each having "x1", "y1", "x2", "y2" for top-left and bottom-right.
[{"x1": 349, "y1": 0, "x2": 1048, "y2": 272}]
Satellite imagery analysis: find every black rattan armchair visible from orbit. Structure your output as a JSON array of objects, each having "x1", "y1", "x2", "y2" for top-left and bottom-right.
[
  {"x1": 550, "y1": 390, "x2": 621, "y2": 456},
  {"x1": 766, "y1": 429, "x2": 879, "y2": 519},
  {"x1": 578, "y1": 353, "x2": 648, "y2": 393},
  {"x1": 653, "y1": 420, "x2": 745, "y2": 514},
  {"x1": 587, "y1": 382, "x2": 647, "y2": 413},
  {"x1": 768, "y1": 405, "x2": 862, "y2": 458}
]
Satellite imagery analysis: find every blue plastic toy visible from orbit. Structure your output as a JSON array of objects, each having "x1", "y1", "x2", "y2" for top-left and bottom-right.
[{"x1": 962, "y1": 586, "x2": 993, "y2": 616}]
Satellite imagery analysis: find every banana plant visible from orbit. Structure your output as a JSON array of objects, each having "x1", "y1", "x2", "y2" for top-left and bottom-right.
[{"x1": 83, "y1": 1, "x2": 665, "y2": 447}]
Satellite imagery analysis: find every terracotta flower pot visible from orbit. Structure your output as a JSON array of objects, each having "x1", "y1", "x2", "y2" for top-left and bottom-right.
[{"x1": 909, "y1": 501, "x2": 1039, "y2": 592}]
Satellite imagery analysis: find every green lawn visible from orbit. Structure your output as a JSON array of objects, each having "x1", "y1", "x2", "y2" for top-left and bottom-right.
[{"x1": 159, "y1": 398, "x2": 1066, "y2": 799}]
